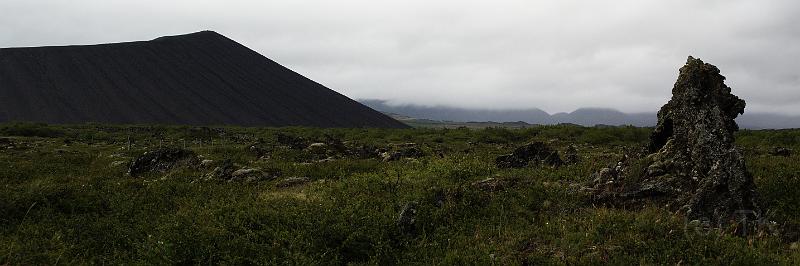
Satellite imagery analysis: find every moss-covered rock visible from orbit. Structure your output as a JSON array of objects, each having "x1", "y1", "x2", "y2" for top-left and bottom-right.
[{"x1": 595, "y1": 56, "x2": 762, "y2": 225}]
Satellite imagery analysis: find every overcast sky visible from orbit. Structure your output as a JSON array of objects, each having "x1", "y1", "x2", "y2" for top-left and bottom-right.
[{"x1": 2, "y1": 0, "x2": 799, "y2": 114}]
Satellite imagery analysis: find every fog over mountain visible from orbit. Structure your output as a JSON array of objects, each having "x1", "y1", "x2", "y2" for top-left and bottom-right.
[
  {"x1": 361, "y1": 99, "x2": 800, "y2": 129},
  {"x1": 3, "y1": 1, "x2": 800, "y2": 116}
]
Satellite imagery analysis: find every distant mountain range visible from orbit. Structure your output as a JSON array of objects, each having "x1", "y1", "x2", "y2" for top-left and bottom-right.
[{"x1": 360, "y1": 99, "x2": 800, "y2": 129}]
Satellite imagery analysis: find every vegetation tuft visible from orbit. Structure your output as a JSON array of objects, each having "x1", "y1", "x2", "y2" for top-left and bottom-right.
[{"x1": 1, "y1": 123, "x2": 798, "y2": 264}]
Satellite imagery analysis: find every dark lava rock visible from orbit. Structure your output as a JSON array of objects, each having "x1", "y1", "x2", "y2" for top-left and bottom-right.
[
  {"x1": 380, "y1": 151, "x2": 402, "y2": 162},
  {"x1": 346, "y1": 143, "x2": 382, "y2": 159},
  {"x1": 322, "y1": 135, "x2": 348, "y2": 155},
  {"x1": 204, "y1": 160, "x2": 281, "y2": 182},
  {"x1": 205, "y1": 159, "x2": 236, "y2": 180},
  {"x1": 276, "y1": 177, "x2": 311, "y2": 188},
  {"x1": 564, "y1": 145, "x2": 580, "y2": 164},
  {"x1": 769, "y1": 147, "x2": 792, "y2": 157},
  {"x1": 471, "y1": 178, "x2": 510, "y2": 192},
  {"x1": 594, "y1": 57, "x2": 761, "y2": 225},
  {"x1": 380, "y1": 143, "x2": 425, "y2": 162},
  {"x1": 128, "y1": 147, "x2": 199, "y2": 177},
  {"x1": 0, "y1": 138, "x2": 12, "y2": 147},
  {"x1": 230, "y1": 167, "x2": 281, "y2": 183},
  {"x1": 299, "y1": 136, "x2": 377, "y2": 160},
  {"x1": 275, "y1": 133, "x2": 308, "y2": 150},
  {"x1": 199, "y1": 159, "x2": 215, "y2": 168},
  {"x1": 305, "y1": 136, "x2": 349, "y2": 160},
  {"x1": 495, "y1": 142, "x2": 563, "y2": 168},
  {"x1": 306, "y1": 143, "x2": 329, "y2": 155},
  {"x1": 397, "y1": 201, "x2": 418, "y2": 233},
  {"x1": 246, "y1": 140, "x2": 270, "y2": 158}
]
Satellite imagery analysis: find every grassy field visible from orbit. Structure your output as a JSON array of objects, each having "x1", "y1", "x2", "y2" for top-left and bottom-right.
[{"x1": 1, "y1": 122, "x2": 799, "y2": 265}]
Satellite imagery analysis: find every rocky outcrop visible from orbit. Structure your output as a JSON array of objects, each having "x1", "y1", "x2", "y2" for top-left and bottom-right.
[
  {"x1": 128, "y1": 147, "x2": 199, "y2": 177},
  {"x1": 769, "y1": 147, "x2": 792, "y2": 157},
  {"x1": 495, "y1": 142, "x2": 563, "y2": 168},
  {"x1": 592, "y1": 57, "x2": 761, "y2": 225},
  {"x1": 229, "y1": 168, "x2": 278, "y2": 183},
  {"x1": 0, "y1": 138, "x2": 12, "y2": 148},
  {"x1": 564, "y1": 145, "x2": 580, "y2": 164},
  {"x1": 396, "y1": 201, "x2": 418, "y2": 233},
  {"x1": 204, "y1": 159, "x2": 280, "y2": 182},
  {"x1": 472, "y1": 177, "x2": 518, "y2": 192},
  {"x1": 246, "y1": 140, "x2": 271, "y2": 159},
  {"x1": 379, "y1": 143, "x2": 424, "y2": 162},
  {"x1": 276, "y1": 133, "x2": 309, "y2": 150},
  {"x1": 205, "y1": 159, "x2": 237, "y2": 180}
]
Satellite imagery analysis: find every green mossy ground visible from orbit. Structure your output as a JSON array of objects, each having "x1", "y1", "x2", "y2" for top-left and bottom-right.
[{"x1": 1, "y1": 123, "x2": 799, "y2": 264}]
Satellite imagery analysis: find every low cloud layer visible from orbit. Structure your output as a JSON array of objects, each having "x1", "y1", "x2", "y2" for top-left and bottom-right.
[{"x1": 2, "y1": 0, "x2": 798, "y2": 114}]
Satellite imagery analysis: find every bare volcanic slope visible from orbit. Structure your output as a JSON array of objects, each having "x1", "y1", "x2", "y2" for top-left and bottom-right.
[{"x1": 0, "y1": 31, "x2": 408, "y2": 128}]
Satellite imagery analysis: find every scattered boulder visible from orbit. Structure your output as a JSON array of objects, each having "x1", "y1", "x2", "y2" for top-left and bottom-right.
[
  {"x1": 203, "y1": 159, "x2": 280, "y2": 183},
  {"x1": 346, "y1": 143, "x2": 382, "y2": 159},
  {"x1": 246, "y1": 141, "x2": 270, "y2": 158},
  {"x1": 276, "y1": 177, "x2": 311, "y2": 188},
  {"x1": 206, "y1": 159, "x2": 236, "y2": 180},
  {"x1": 769, "y1": 147, "x2": 792, "y2": 157},
  {"x1": 380, "y1": 143, "x2": 425, "y2": 162},
  {"x1": 592, "y1": 57, "x2": 762, "y2": 225},
  {"x1": 306, "y1": 142, "x2": 328, "y2": 155},
  {"x1": 397, "y1": 201, "x2": 418, "y2": 233},
  {"x1": 230, "y1": 168, "x2": 279, "y2": 183},
  {"x1": 0, "y1": 138, "x2": 12, "y2": 146},
  {"x1": 0, "y1": 138, "x2": 15, "y2": 149},
  {"x1": 305, "y1": 141, "x2": 343, "y2": 161},
  {"x1": 321, "y1": 135, "x2": 348, "y2": 155},
  {"x1": 471, "y1": 178, "x2": 509, "y2": 192},
  {"x1": 275, "y1": 133, "x2": 372, "y2": 160},
  {"x1": 275, "y1": 132, "x2": 308, "y2": 150},
  {"x1": 380, "y1": 151, "x2": 402, "y2": 162},
  {"x1": 564, "y1": 145, "x2": 580, "y2": 164},
  {"x1": 199, "y1": 159, "x2": 215, "y2": 168},
  {"x1": 315, "y1": 157, "x2": 336, "y2": 163},
  {"x1": 128, "y1": 147, "x2": 199, "y2": 177},
  {"x1": 495, "y1": 142, "x2": 563, "y2": 168},
  {"x1": 592, "y1": 167, "x2": 618, "y2": 184}
]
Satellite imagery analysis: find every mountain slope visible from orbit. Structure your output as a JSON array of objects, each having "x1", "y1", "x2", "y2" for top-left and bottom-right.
[{"x1": 0, "y1": 31, "x2": 408, "y2": 128}]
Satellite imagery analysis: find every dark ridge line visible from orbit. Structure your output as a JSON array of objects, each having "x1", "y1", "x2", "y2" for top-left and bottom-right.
[{"x1": 0, "y1": 31, "x2": 408, "y2": 128}]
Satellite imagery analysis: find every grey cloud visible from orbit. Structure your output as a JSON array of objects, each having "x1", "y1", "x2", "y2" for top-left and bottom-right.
[{"x1": 1, "y1": 0, "x2": 799, "y2": 114}]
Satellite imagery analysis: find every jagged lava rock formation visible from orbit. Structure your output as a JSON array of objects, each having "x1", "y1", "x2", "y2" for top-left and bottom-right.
[
  {"x1": 595, "y1": 56, "x2": 761, "y2": 224},
  {"x1": 495, "y1": 142, "x2": 563, "y2": 168},
  {"x1": 0, "y1": 31, "x2": 408, "y2": 128}
]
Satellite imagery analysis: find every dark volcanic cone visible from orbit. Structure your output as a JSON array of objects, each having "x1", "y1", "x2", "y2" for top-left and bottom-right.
[
  {"x1": 593, "y1": 56, "x2": 761, "y2": 225},
  {"x1": 0, "y1": 31, "x2": 408, "y2": 128}
]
